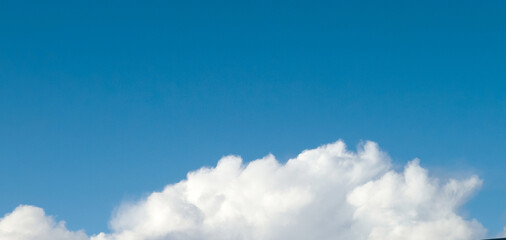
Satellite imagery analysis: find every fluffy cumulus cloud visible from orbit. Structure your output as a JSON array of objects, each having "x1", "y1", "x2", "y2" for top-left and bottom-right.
[
  {"x1": 0, "y1": 141, "x2": 488, "y2": 240},
  {"x1": 0, "y1": 205, "x2": 88, "y2": 240}
]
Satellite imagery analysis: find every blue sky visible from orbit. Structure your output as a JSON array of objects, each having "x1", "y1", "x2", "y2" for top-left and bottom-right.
[{"x1": 1, "y1": 0, "x2": 505, "y2": 236}]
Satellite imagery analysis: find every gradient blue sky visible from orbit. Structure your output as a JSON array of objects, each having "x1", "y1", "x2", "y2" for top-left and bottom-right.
[{"x1": 1, "y1": 0, "x2": 505, "y2": 236}]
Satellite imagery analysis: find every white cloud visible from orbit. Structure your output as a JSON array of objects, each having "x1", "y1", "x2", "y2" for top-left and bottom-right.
[
  {"x1": 0, "y1": 141, "x2": 488, "y2": 240},
  {"x1": 0, "y1": 205, "x2": 88, "y2": 240},
  {"x1": 499, "y1": 227, "x2": 506, "y2": 237},
  {"x1": 347, "y1": 159, "x2": 485, "y2": 240}
]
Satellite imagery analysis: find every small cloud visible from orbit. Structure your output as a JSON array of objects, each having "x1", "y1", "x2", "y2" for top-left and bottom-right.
[{"x1": 0, "y1": 205, "x2": 88, "y2": 240}]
